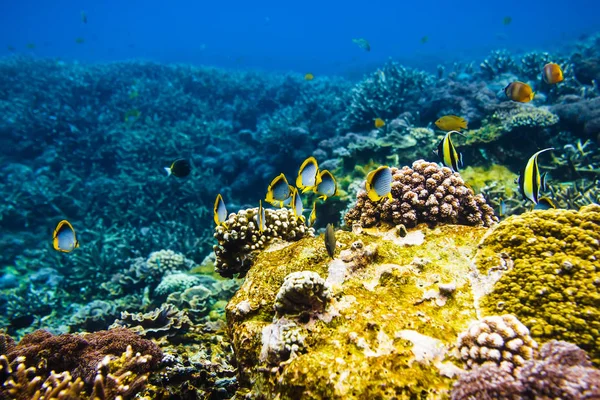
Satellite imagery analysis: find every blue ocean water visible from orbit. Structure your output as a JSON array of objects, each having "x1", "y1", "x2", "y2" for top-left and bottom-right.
[{"x1": 2, "y1": 0, "x2": 598, "y2": 75}]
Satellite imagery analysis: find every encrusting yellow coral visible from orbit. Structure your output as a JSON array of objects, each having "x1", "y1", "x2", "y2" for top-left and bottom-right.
[{"x1": 476, "y1": 204, "x2": 600, "y2": 364}]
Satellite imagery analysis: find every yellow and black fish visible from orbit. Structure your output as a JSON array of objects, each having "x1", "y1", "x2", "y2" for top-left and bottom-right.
[
  {"x1": 266, "y1": 173, "x2": 293, "y2": 207},
  {"x1": 374, "y1": 118, "x2": 385, "y2": 128},
  {"x1": 435, "y1": 115, "x2": 468, "y2": 131},
  {"x1": 518, "y1": 148, "x2": 554, "y2": 204},
  {"x1": 214, "y1": 194, "x2": 228, "y2": 227},
  {"x1": 164, "y1": 158, "x2": 191, "y2": 178},
  {"x1": 365, "y1": 166, "x2": 393, "y2": 202},
  {"x1": 325, "y1": 223, "x2": 336, "y2": 259},
  {"x1": 314, "y1": 170, "x2": 337, "y2": 200},
  {"x1": 304, "y1": 73, "x2": 314, "y2": 81},
  {"x1": 534, "y1": 196, "x2": 556, "y2": 210},
  {"x1": 504, "y1": 81, "x2": 535, "y2": 103},
  {"x1": 542, "y1": 63, "x2": 564, "y2": 84},
  {"x1": 296, "y1": 156, "x2": 321, "y2": 193},
  {"x1": 307, "y1": 201, "x2": 317, "y2": 227},
  {"x1": 255, "y1": 200, "x2": 266, "y2": 232},
  {"x1": 291, "y1": 188, "x2": 305, "y2": 223},
  {"x1": 434, "y1": 130, "x2": 464, "y2": 172},
  {"x1": 53, "y1": 220, "x2": 79, "y2": 253}
]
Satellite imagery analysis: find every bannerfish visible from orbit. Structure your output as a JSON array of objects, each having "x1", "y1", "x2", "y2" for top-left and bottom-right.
[
  {"x1": 164, "y1": 158, "x2": 191, "y2": 178},
  {"x1": 304, "y1": 73, "x2": 314, "y2": 81},
  {"x1": 214, "y1": 194, "x2": 228, "y2": 227},
  {"x1": 518, "y1": 148, "x2": 554, "y2": 204},
  {"x1": 314, "y1": 170, "x2": 337, "y2": 200},
  {"x1": 266, "y1": 173, "x2": 293, "y2": 207},
  {"x1": 307, "y1": 201, "x2": 317, "y2": 227},
  {"x1": 352, "y1": 38, "x2": 371, "y2": 52},
  {"x1": 534, "y1": 196, "x2": 556, "y2": 210},
  {"x1": 374, "y1": 118, "x2": 385, "y2": 128},
  {"x1": 325, "y1": 223, "x2": 336, "y2": 259},
  {"x1": 366, "y1": 166, "x2": 393, "y2": 202},
  {"x1": 53, "y1": 220, "x2": 79, "y2": 253},
  {"x1": 435, "y1": 115, "x2": 468, "y2": 131},
  {"x1": 255, "y1": 200, "x2": 266, "y2": 232},
  {"x1": 542, "y1": 63, "x2": 564, "y2": 84},
  {"x1": 504, "y1": 81, "x2": 535, "y2": 103},
  {"x1": 434, "y1": 130, "x2": 464, "y2": 172},
  {"x1": 291, "y1": 188, "x2": 305, "y2": 223},
  {"x1": 296, "y1": 156, "x2": 321, "y2": 192}
]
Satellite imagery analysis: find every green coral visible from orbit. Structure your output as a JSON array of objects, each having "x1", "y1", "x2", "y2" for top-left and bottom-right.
[{"x1": 477, "y1": 205, "x2": 600, "y2": 364}]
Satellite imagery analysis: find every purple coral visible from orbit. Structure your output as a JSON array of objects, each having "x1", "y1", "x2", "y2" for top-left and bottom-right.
[
  {"x1": 344, "y1": 160, "x2": 498, "y2": 228},
  {"x1": 451, "y1": 340, "x2": 600, "y2": 400}
]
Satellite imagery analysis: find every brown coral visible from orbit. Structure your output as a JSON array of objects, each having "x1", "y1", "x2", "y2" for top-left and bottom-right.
[{"x1": 345, "y1": 160, "x2": 498, "y2": 228}]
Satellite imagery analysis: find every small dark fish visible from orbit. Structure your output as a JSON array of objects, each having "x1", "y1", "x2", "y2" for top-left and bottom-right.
[
  {"x1": 75, "y1": 37, "x2": 85, "y2": 44},
  {"x1": 534, "y1": 197, "x2": 556, "y2": 210},
  {"x1": 164, "y1": 158, "x2": 192, "y2": 178},
  {"x1": 81, "y1": 11, "x2": 87, "y2": 24},
  {"x1": 421, "y1": 36, "x2": 428, "y2": 44},
  {"x1": 352, "y1": 38, "x2": 371, "y2": 52},
  {"x1": 26, "y1": 43, "x2": 36, "y2": 50},
  {"x1": 325, "y1": 223, "x2": 336, "y2": 259},
  {"x1": 7, "y1": 45, "x2": 16, "y2": 52},
  {"x1": 124, "y1": 109, "x2": 141, "y2": 122},
  {"x1": 503, "y1": 16, "x2": 512, "y2": 25}
]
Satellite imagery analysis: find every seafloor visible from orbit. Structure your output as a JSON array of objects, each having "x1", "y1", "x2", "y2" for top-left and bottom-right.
[{"x1": 0, "y1": 33, "x2": 599, "y2": 399}]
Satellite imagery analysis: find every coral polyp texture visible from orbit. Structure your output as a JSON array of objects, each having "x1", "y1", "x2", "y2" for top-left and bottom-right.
[
  {"x1": 475, "y1": 204, "x2": 600, "y2": 364},
  {"x1": 457, "y1": 314, "x2": 537, "y2": 373},
  {"x1": 344, "y1": 160, "x2": 498, "y2": 228},
  {"x1": 274, "y1": 271, "x2": 332, "y2": 315},
  {"x1": 213, "y1": 207, "x2": 313, "y2": 278},
  {"x1": 110, "y1": 304, "x2": 192, "y2": 338}
]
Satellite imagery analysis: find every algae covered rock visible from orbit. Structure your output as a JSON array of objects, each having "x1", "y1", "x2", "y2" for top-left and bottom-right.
[
  {"x1": 474, "y1": 204, "x2": 600, "y2": 364},
  {"x1": 226, "y1": 223, "x2": 489, "y2": 399}
]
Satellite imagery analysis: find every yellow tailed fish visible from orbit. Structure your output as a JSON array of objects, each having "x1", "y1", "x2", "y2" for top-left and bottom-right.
[
  {"x1": 314, "y1": 170, "x2": 337, "y2": 200},
  {"x1": 534, "y1": 196, "x2": 556, "y2": 210},
  {"x1": 307, "y1": 201, "x2": 317, "y2": 227},
  {"x1": 53, "y1": 220, "x2": 79, "y2": 253},
  {"x1": 291, "y1": 188, "x2": 305, "y2": 222},
  {"x1": 434, "y1": 130, "x2": 464, "y2": 172},
  {"x1": 255, "y1": 200, "x2": 266, "y2": 232},
  {"x1": 366, "y1": 166, "x2": 393, "y2": 202},
  {"x1": 266, "y1": 173, "x2": 293, "y2": 207},
  {"x1": 214, "y1": 194, "x2": 228, "y2": 227},
  {"x1": 518, "y1": 148, "x2": 554, "y2": 204},
  {"x1": 296, "y1": 156, "x2": 322, "y2": 193}
]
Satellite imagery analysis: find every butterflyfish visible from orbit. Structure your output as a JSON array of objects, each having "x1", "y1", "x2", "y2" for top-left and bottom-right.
[
  {"x1": 365, "y1": 166, "x2": 393, "y2": 202},
  {"x1": 542, "y1": 63, "x2": 564, "y2": 84},
  {"x1": 435, "y1": 115, "x2": 468, "y2": 131},
  {"x1": 314, "y1": 170, "x2": 337, "y2": 200},
  {"x1": 291, "y1": 188, "x2": 305, "y2": 223},
  {"x1": 504, "y1": 81, "x2": 535, "y2": 103},
  {"x1": 266, "y1": 173, "x2": 293, "y2": 207},
  {"x1": 352, "y1": 38, "x2": 371, "y2": 52},
  {"x1": 325, "y1": 223, "x2": 336, "y2": 259},
  {"x1": 534, "y1": 196, "x2": 556, "y2": 210},
  {"x1": 164, "y1": 158, "x2": 191, "y2": 178},
  {"x1": 307, "y1": 201, "x2": 317, "y2": 227},
  {"x1": 255, "y1": 200, "x2": 266, "y2": 232},
  {"x1": 374, "y1": 118, "x2": 385, "y2": 128},
  {"x1": 53, "y1": 220, "x2": 79, "y2": 253},
  {"x1": 296, "y1": 156, "x2": 321, "y2": 192},
  {"x1": 434, "y1": 130, "x2": 464, "y2": 172},
  {"x1": 304, "y1": 73, "x2": 314, "y2": 81},
  {"x1": 214, "y1": 194, "x2": 228, "y2": 227},
  {"x1": 518, "y1": 148, "x2": 554, "y2": 204}
]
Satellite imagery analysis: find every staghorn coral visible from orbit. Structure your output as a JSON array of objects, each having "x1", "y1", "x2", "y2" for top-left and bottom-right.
[
  {"x1": 213, "y1": 206, "x2": 313, "y2": 278},
  {"x1": 479, "y1": 49, "x2": 518, "y2": 78},
  {"x1": 451, "y1": 340, "x2": 600, "y2": 400},
  {"x1": 456, "y1": 314, "x2": 537, "y2": 374},
  {"x1": 476, "y1": 204, "x2": 600, "y2": 364},
  {"x1": 549, "y1": 179, "x2": 600, "y2": 209},
  {"x1": 344, "y1": 160, "x2": 498, "y2": 228},
  {"x1": 110, "y1": 304, "x2": 191, "y2": 339},
  {"x1": 274, "y1": 271, "x2": 332, "y2": 315}
]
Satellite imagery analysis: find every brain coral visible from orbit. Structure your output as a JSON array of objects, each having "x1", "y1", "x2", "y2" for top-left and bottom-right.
[
  {"x1": 476, "y1": 204, "x2": 600, "y2": 364},
  {"x1": 344, "y1": 160, "x2": 498, "y2": 228}
]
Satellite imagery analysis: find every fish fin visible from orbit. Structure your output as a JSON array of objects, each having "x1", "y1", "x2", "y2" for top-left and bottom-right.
[
  {"x1": 386, "y1": 193, "x2": 393, "y2": 201},
  {"x1": 164, "y1": 167, "x2": 172, "y2": 176},
  {"x1": 459, "y1": 153, "x2": 464, "y2": 168},
  {"x1": 367, "y1": 191, "x2": 381, "y2": 202},
  {"x1": 541, "y1": 172, "x2": 548, "y2": 191},
  {"x1": 432, "y1": 149, "x2": 438, "y2": 157},
  {"x1": 531, "y1": 92, "x2": 536, "y2": 101},
  {"x1": 319, "y1": 195, "x2": 327, "y2": 201},
  {"x1": 222, "y1": 222, "x2": 229, "y2": 229},
  {"x1": 301, "y1": 186, "x2": 314, "y2": 194}
]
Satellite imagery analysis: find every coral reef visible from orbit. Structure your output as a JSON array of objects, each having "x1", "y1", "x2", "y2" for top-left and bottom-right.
[
  {"x1": 110, "y1": 304, "x2": 192, "y2": 338},
  {"x1": 479, "y1": 50, "x2": 518, "y2": 78},
  {"x1": 213, "y1": 206, "x2": 313, "y2": 278},
  {"x1": 154, "y1": 272, "x2": 203, "y2": 298},
  {"x1": 551, "y1": 97, "x2": 600, "y2": 138},
  {"x1": 474, "y1": 205, "x2": 600, "y2": 363},
  {"x1": 274, "y1": 271, "x2": 332, "y2": 315},
  {"x1": 344, "y1": 160, "x2": 498, "y2": 228},
  {"x1": 451, "y1": 340, "x2": 600, "y2": 400}
]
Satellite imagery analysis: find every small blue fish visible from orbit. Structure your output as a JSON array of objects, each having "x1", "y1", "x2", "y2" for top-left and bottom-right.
[
  {"x1": 214, "y1": 194, "x2": 228, "y2": 227},
  {"x1": 266, "y1": 173, "x2": 293, "y2": 207},
  {"x1": 53, "y1": 220, "x2": 79, "y2": 253},
  {"x1": 366, "y1": 166, "x2": 393, "y2": 202},
  {"x1": 314, "y1": 170, "x2": 337, "y2": 200},
  {"x1": 518, "y1": 148, "x2": 553, "y2": 204},
  {"x1": 434, "y1": 130, "x2": 464, "y2": 172}
]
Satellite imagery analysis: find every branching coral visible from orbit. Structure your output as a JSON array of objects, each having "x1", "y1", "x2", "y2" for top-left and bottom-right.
[
  {"x1": 344, "y1": 160, "x2": 498, "y2": 228},
  {"x1": 479, "y1": 50, "x2": 518, "y2": 78},
  {"x1": 213, "y1": 207, "x2": 313, "y2": 278},
  {"x1": 110, "y1": 304, "x2": 192, "y2": 338}
]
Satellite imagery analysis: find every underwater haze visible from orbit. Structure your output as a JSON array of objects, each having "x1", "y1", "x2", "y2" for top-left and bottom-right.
[{"x1": 1, "y1": 0, "x2": 600, "y2": 399}]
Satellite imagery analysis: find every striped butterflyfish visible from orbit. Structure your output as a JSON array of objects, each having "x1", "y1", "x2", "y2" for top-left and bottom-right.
[
  {"x1": 164, "y1": 158, "x2": 191, "y2": 178},
  {"x1": 53, "y1": 220, "x2": 79, "y2": 253},
  {"x1": 291, "y1": 188, "x2": 305, "y2": 222},
  {"x1": 314, "y1": 170, "x2": 337, "y2": 200},
  {"x1": 365, "y1": 166, "x2": 393, "y2": 202},
  {"x1": 434, "y1": 130, "x2": 464, "y2": 172},
  {"x1": 266, "y1": 173, "x2": 293, "y2": 208},
  {"x1": 254, "y1": 200, "x2": 266, "y2": 232},
  {"x1": 307, "y1": 201, "x2": 317, "y2": 227},
  {"x1": 518, "y1": 148, "x2": 554, "y2": 204},
  {"x1": 296, "y1": 156, "x2": 322, "y2": 193},
  {"x1": 214, "y1": 193, "x2": 228, "y2": 227}
]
